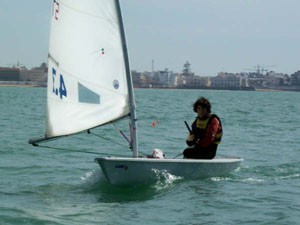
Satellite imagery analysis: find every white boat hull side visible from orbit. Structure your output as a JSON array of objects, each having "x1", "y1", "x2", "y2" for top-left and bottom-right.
[{"x1": 95, "y1": 157, "x2": 243, "y2": 185}]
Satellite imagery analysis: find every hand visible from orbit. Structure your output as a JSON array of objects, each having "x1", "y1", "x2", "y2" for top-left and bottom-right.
[{"x1": 187, "y1": 134, "x2": 195, "y2": 141}]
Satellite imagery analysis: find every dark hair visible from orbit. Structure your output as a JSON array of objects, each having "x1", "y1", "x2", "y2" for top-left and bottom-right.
[{"x1": 193, "y1": 97, "x2": 211, "y2": 113}]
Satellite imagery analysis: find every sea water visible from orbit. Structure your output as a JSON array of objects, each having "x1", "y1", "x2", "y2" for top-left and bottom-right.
[{"x1": 0, "y1": 87, "x2": 299, "y2": 225}]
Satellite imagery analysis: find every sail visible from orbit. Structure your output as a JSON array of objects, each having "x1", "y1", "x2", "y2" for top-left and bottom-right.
[{"x1": 46, "y1": 0, "x2": 131, "y2": 138}]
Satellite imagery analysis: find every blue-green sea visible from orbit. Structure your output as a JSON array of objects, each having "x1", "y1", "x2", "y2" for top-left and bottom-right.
[{"x1": 1, "y1": 87, "x2": 299, "y2": 225}]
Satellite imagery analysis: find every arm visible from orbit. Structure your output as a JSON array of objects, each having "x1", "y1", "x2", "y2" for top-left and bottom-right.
[
  {"x1": 195, "y1": 117, "x2": 220, "y2": 148},
  {"x1": 186, "y1": 134, "x2": 196, "y2": 146}
]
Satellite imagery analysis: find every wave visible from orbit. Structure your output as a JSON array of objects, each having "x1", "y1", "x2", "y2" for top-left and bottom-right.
[
  {"x1": 234, "y1": 161, "x2": 300, "y2": 183},
  {"x1": 77, "y1": 168, "x2": 183, "y2": 203}
]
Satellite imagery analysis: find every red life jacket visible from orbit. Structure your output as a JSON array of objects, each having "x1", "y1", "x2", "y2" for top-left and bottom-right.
[{"x1": 193, "y1": 114, "x2": 223, "y2": 144}]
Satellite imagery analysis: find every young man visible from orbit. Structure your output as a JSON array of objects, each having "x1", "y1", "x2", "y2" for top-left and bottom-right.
[{"x1": 183, "y1": 97, "x2": 222, "y2": 159}]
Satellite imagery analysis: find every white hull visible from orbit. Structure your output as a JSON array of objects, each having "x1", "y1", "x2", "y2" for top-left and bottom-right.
[{"x1": 95, "y1": 157, "x2": 243, "y2": 185}]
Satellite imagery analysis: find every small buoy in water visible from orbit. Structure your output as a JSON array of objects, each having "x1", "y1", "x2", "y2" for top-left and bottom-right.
[{"x1": 152, "y1": 120, "x2": 159, "y2": 127}]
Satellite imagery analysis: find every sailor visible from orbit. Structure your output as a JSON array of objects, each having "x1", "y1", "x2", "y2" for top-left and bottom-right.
[{"x1": 183, "y1": 97, "x2": 222, "y2": 159}]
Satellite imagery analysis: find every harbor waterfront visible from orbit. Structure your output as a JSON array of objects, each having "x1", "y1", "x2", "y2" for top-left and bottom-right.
[
  {"x1": 1, "y1": 87, "x2": 299, "y2": 225},
  {"x1": 1, "y1": 63, "x2": 300, "y2": 91},
  {"x1": 1, "y1": 82, "x2": 300, "y2": 92}
]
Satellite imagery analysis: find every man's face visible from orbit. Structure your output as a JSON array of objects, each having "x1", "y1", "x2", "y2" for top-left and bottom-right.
[{"x1": 196, "y1": 105, "x2": 208, "y2": 119}]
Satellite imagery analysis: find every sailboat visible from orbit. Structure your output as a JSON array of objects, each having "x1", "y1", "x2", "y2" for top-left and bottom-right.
[{"x1": 29, "y1": 0, "x2": 242, "y2": 185}]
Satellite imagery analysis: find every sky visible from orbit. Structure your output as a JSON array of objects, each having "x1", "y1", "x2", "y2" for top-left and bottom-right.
[{"x1": 1, "y1": 0, "x2": 300, "y2": 76}]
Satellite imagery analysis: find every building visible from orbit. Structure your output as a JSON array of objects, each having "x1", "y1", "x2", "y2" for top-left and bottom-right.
[
  {"x1": 189, "y1": 76, "x2": 210, "y2": 87},
  {"x1": 131, "y1": 70, "x2": 141, "y2": 88},
  {"x1": 264, "y1": 73, "x2": 287, "y2": 87},
  {"x1": 210, "y1": 73, "x2": 241, "y2": 88},
  {"x1": 178, "y1": 75, "x2": 210, "y2": 88},
  {"x1": 151, "y1": 69, "x2": 176, "y2": 88},
  {"x1": 0, "y1": 67, "x2": 20, "y2": 81},
  {"x1": 20, "y1": 64, "x2": 47, "y2": 82},
  {"x1": 290, "y1": 71, "x2": 300, "y2": 86}
]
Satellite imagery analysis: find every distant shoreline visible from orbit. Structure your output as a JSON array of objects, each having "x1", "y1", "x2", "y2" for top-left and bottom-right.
[
  {"x1": 1, "y1": 83, "x2": 300, "y2": 92},
  {"x1": 0, "y1": 84, "x2": 38, "y2": 87},
  {"x1": 0, "y1": 82, "x2": 46, "y2": 88},
  {"x1": 255, "y1": 88, "x2": 283, "y2": 92}
]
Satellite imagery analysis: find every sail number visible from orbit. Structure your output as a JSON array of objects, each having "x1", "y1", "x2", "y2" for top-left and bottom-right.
[{"x1": 52, "y1": 68, "x2": 67, "y2": 99}]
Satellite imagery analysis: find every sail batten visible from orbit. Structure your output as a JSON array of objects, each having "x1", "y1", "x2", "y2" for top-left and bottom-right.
[{"x1": 46, "y1": 0, "x2": 130, "y2": 138}]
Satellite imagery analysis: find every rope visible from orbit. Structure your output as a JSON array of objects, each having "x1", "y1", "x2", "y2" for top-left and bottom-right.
[
  {"x1": 35, "y1": 143, "x2": 181, "y2": 159},
  {"x1": 32, "y1": 129, "x2": 131, "y2": 156},
  {"x1": 88, "y1": 129, "x2": 150, "y2": 157},
  {"x1": 112, "y1": 123, "x2": 131, "y2": 145},
  {"x1": 35, "y1": 144, "x2": 130, "y2": 158},
  {"x1": 32, "y1": 127, "x2": 169, "y2": 159},
  {"x1": 35, "y1": 144, "x2": 99, "y2": 155},
  {"x1": 173, "y1": 153, "x2": 183, "y2": 159},
  {"x1": 88, "y1": 130, "x2": 130, "y2": 149}
]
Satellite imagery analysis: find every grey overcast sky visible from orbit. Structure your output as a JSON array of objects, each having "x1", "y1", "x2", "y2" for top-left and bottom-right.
[{"x1": 1, "y1": 0, "x2": 300, "y2": 76}]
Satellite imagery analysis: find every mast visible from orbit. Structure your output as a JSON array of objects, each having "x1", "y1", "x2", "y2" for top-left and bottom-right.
[{"x1": 115, "y1": 0, "x2": 139, "y2": 157}]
